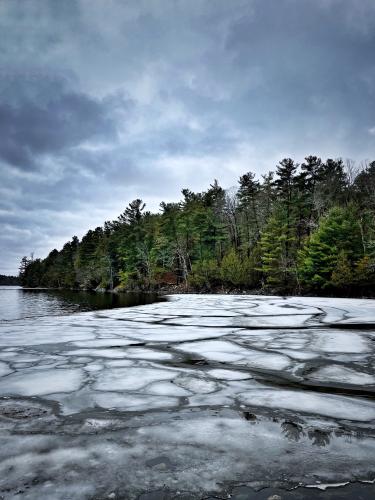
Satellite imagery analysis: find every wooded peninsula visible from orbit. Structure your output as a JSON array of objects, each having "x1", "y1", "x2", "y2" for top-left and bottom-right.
[{"x1": 19, "y1": 156, "x2": 375, "y2": 296}]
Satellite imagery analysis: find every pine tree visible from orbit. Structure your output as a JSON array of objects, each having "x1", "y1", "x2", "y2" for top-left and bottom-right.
[
  {"x1": 298, "y1": 206, "x2": 363, "y2": 289},
  {"x1": 258, "y1": 213, "x2": 296, "y2": 288},
  {"x1": 237, "y1": 171, "x2": 260, "y2": 254},
  {"x1": 274, "y1": 159, "x2": 298, "y2": 266}
]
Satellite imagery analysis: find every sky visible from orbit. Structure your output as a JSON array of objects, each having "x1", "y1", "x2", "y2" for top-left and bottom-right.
[{"x1": 1, "y1": 0, "x2": 375, "y2": 275}]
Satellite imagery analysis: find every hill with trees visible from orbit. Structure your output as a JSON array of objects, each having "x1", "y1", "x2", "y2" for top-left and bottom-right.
[
  {"x1": 0, "y1": 275, "x2": 19, "y2": 286},
  {"x1": 19, "y1": 156, "x2": 375, "y2": 296}
]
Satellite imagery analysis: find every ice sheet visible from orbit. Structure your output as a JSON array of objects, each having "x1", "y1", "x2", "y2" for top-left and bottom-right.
[
  {"x1": 0, "y1": 368, "x2": 84, "y2": 396},
  {"x1": 238, "y1": 389, "x2": 375, "y2": 421},
  {"x1": 308, "y1": 365, "x2": 375, "y2": 386},
  {"x1": 1, "y1": 294, "x2": 375, "y2": 497},
  {"x1": 0, "y1": 361, "x2": 11, "y2": 377},
  {"x1": 94, "y1": 367, "x2": 179, "y2": 392}
]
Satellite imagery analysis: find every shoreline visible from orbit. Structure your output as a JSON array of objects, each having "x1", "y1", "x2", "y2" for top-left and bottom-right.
[{"x1": 16, "y1": 284, "x2": 375, "y2": 300}]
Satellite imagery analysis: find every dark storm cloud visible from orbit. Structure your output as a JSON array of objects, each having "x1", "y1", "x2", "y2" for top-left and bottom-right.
[
  {"x1": 0, "y1": 78, "x2": 120, "y2": 170},
  {"x1": 0, "y1": 0, "x2": 375, "y2": 273}
]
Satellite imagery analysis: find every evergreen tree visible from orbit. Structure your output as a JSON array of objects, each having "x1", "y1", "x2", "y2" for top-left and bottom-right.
[
  {"x1": 18, "y1": 155, "x2": 375, "y2": 296},
  {"x1": 237, "y1": 171, "x2": 260, "y2": 254},
  {"x1": 274, "y1": 158, "x2": 298, "y2": 266},
  {"x1": 258, "y1": 211, "x2": 296, "y2": 288},
  {"x1": 298, "y1": 206, "x2": 363, "y2": 289}
]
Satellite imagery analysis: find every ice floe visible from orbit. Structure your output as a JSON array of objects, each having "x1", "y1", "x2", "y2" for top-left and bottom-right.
[
  {"x1": 308, "y1": 365, "x2": 375, "y2": 386},
  {"x1": 94, "y1": 367, "x2": 179, "y2": 392},
  {"x1": 0, "y1": 368, "x2": 84, "y2": 396},
  {"x1": 1, "y1": 294, "x2": 375, "y2": 497},
  {"x1": 238, "y1": 388, "x2": 375, "y2": 421}
]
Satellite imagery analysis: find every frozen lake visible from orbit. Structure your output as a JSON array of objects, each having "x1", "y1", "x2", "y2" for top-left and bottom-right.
[{"x1": 0, "y1": 292, "x2": 375, "y2": 498}]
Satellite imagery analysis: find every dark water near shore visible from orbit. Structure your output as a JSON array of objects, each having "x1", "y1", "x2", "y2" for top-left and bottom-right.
[{"x1": 0, "y1": 286, "x2": 162, "y2": 321}]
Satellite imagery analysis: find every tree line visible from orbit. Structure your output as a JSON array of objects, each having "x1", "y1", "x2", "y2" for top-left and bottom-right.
[
  {"x1": 19, "y1": 156, "x2": 375, "y2": 296},
  {"x1": 0, "y1": 275, "x2": 19, "y2": 286}
]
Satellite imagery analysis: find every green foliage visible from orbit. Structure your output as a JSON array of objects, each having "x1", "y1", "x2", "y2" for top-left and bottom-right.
[
  {"x1": 331, "y1": 252, "x2": 353, "y2": 289},
  {"x1": 298, "y1": 206, "x2": 363, "y2": 289},
  {"x1": 19, "y1": 155, "x2": 375, "y2": 296},
  {"x1": 188, "y1": 259, "x2": 220, "y2": 289},
  {"x1": 220, "y1": 249, "x2": 253, "y2": 287},
  {"x1": 220, "y1": 250, "x2": 241, "y2": 286},
  {"x1": 258, "y1": 209, "x2": 297, "y2": 288},
  {"x1": 353, "y1": 256, "x2": 375, "y2": 287},
  {"x1": 258, "y1": 215, "x2": 285, "y2": 286}
]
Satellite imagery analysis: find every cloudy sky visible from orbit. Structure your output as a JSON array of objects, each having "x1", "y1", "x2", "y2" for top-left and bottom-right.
[{"x1": 1, "y1": 0, "x2": 375, "y2": 274}]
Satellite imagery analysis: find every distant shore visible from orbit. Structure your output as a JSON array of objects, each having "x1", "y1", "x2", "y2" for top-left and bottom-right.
[{"x1": 0, "y1": 275, "x2": 20, "y2": 286}]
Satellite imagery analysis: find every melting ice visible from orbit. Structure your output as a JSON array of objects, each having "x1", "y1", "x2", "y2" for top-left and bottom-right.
[{"x1": 0, "y1": 294, "x2": 375, "y2": 498}]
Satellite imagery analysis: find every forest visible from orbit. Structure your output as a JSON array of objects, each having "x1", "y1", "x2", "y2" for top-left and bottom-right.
[
  {"x1": 19, "y1": 156, "x2": 375, "y2": 296},
  {"x1": 0, "y1": 275, "x2": 19, "y2": 286}
]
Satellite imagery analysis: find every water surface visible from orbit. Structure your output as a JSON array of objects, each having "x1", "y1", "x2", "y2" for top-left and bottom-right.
[{"x1": 0, "y1": 286, "x2": 162, "y2": 321}]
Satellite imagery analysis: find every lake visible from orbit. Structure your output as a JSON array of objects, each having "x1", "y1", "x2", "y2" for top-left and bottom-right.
[
  {"x1": 0, "y1": 290, "x2": 374, "y2": 499},
  {"x1": 0, "y1": 286, "x2": 162, "y2": 321}
]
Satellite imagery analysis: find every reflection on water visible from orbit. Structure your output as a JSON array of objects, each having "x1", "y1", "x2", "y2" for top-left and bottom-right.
[
  {"x1": 281, "y1": 420, "x2": 305, "y2": 442},
  {"x1": 307, "y1": 428, "x2": 331, "y2": 447},
  {"x1": 271, "y1": 419, "x2": 362, "y2": 448},
  {"x1": 0, "y1": 286, "x2": 163, "y2": 321}
]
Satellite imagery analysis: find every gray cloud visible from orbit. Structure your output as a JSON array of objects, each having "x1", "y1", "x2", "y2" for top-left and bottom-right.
[
  {"x1": 0, "y1": 77, "x2": 121, "y2": 170},
  {"x1": 0, "y1": 0, "x2": 374, "y2": 274}
]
